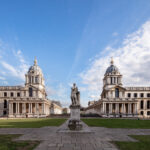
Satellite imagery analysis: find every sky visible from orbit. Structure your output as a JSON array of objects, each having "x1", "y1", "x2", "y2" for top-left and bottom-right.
[{"x1": 0, "y1": 0, "x2": 150, "y2": 107}]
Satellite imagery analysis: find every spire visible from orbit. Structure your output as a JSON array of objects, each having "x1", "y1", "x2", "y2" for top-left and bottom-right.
[
  {"x1": 34, "y1": 57, "x2": 37, "y2": 65},
  {"x1": 110, "y1": 57, "x2": 114, "y2": 65}
]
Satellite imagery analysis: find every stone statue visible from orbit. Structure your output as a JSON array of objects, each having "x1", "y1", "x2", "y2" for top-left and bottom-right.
[{"x1": 71, "y1": 83, "x2": 80, "y2": 106}]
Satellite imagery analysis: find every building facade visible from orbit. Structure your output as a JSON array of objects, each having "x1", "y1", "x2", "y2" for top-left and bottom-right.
[
  {"x1": 85, "y1": 58, "x2": 150, "y2": 118},
  {"x1": 0, "y1": 59, "x2": 62, "y2": 118}
]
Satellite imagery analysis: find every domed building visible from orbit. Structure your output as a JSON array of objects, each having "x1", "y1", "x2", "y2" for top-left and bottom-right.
[
  {"x1": 85, "y1": 58, "x2": 150, "y2": 118},
  {"x1": 0, "y1": 58, "x2": 63, "y2": 118}
]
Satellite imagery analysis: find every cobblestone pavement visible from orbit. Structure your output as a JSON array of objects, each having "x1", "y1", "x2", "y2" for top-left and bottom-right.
[{"x1": 0, "y1": 126, "x2": 150, "y2": 150}]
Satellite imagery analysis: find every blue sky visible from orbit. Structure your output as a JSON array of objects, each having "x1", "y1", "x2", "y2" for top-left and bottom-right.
[{"x1": 0, "y1": 0, "x2": 150, "y2": 106}]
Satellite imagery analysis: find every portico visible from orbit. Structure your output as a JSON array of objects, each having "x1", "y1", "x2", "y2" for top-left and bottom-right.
[{"x1": 9, "y1": 99, "x2": 50, "y2": 118}]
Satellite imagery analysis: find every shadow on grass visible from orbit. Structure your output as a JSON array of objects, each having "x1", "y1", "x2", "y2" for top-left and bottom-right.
[
  {"x1": 114, "y1": 135, "x2": 150, "y2": 150},
  {"x1": 0, "y1": 134, "x2": 39, "y2": 150}
]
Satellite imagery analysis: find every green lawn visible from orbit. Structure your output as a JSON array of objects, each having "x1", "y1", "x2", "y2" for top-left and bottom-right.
[
  {"x1": 114, "y1": 135, "x2": 150, "y2": 150},
  {"x1": 0, "y1": 118, "x2": 66, "y2": 128},
  {"x1": 0, "y1": 134, "x2": 39, "y2": 150},
  {"x1": 82, "y1": 118, "x2": 150, "y2": 128}
]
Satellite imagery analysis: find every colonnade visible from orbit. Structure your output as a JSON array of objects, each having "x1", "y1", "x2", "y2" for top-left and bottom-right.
[
  {"x1": 9, "y1": 102, "x2": 49, "y2": 117},
  {"x1": 102, "y1": 103, "x2": 138, "y2": 115}
]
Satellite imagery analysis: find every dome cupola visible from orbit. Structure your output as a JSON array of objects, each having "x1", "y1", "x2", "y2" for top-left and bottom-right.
[
  {"x1": 103, "y1": 57, "x2": 122, "y2": 88},
  {"x1": 105, "y1": 57, "x2": 119, "y2": 75},
  {"x1": 28, "y1": 58, "x2": 43, "y2": 76},
  {"x1": 25, "y1": 58, "x2": 45, "y2": 89}
]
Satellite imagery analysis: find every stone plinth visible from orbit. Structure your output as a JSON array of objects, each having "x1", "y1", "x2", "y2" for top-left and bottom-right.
[{"x1": 70, "y1": 105, "x2": 80, "y2": 120}]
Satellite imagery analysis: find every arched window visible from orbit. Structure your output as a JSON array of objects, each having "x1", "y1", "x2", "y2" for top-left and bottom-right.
[
  {"x1": 29, "y1": 88, "x2": 33, "y2": 97},
  {"x1": 115, "y1": 88, "x2": 119, "y2": 98},
  {"x1": 4, "y1": 100, "x2": 7, "y2": 108},
  {"x1": 140, "y1": 100, "x2": 143, "y2": 109},
  {"x1": 140, "y1": 111, "x2": 143, "y2": 115}
]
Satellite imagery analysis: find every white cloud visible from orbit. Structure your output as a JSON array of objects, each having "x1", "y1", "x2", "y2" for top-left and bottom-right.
[
  {"x1": 0, "y1": 40, "x2": 29, "y2": 84},
  {"x1": 80, "y1": 20, "x2": 150, "y2": 99}
]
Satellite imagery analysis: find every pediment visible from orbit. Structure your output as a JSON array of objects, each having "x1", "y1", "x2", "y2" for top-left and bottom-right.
[{"x1": 109, "y1": 85, "x2": 126, "y2": 91}]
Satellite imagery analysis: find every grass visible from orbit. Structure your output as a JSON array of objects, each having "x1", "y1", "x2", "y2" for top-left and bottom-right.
[
  {"x1": 82, "y1": 118, "x2": 150, "y2": 128},
  {"x1": 114, "y1": 135, "x2": 150, "y2": 150},
  {"x1": 0, "y1": 118, "x2": 66, "y2": 128},
  {"x1": 0, "y1": 134, "x2": 39, "y2": 150}
]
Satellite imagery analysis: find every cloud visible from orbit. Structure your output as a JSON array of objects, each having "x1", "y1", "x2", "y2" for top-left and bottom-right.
[
  {"x1": 80, "y1": 20, "x2": 150, "y2": 100},
  {"x1": 0, "y1": 39, "x2": 29, "y2": 84}
]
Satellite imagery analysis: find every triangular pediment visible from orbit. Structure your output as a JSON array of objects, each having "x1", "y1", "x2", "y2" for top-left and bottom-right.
[{"x1": 109, "y1": 85, "x2": 126, "y2": 91}]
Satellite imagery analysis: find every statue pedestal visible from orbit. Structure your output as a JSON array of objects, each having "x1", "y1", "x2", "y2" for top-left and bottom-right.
[
  {"x1": 70, "y1": 105, "x2": 80, "y2": 120},
  {"x1": 68, "y1": 105, "x2": 82, "y2": 130}
]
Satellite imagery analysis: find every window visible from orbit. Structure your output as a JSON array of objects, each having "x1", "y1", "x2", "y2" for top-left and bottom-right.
[
  {"x1": 29, "y1": 88, "x2": 33, "y2": 97},
  {"x1": 128, "y1": 93, "x2": 131, "y2": 98},
  {"x1": 4, "y1": 92, "x2": 7, "y2": 97},
  {"x1": 140, "y1": 93, "x2": 144, "y2": 98},
  {"x1": 140, "y1": 111, "x2": 143, "y2": 115},
  {"x1": 134, "y1": 93, "x2": 137, "y2": 98},
  {"x1": 114, "y1": 77, "x2": 116, "y2": 83},
  {"x1": 147, "y1": 101, "x2": 150, "y2": 109},
  {"x1": 147, "y1": 93, "x2": 150, "y2": 97},
  {"x1": 35, "y1": 76, "x2": 38, "y2": 83},
  {"x1": 4, "y1": 100, "x2": 7, "y2": 108},
  {"x1": 17, "y1": 92, "x2": 20, "y2": 97},
  {"x1": 147, "y1": 111, "x2": 150, "y2": 115},
  {"x1": 141, "y1": 100, "x2": 143, "y2": 109},
  {"x1": 115, "y1": 88, "x2": 119, "y2": 98},
  {"x1": 3, "y1": 110, "x2": 7, "y2": 115},
  {"x1": 10, "y1": 92, "x2": 14, "y2": 97}
]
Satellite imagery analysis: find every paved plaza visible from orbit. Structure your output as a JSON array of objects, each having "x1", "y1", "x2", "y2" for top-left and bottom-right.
[{"x1": 0, "y1": 121, "x2": 150, "y2": 150}]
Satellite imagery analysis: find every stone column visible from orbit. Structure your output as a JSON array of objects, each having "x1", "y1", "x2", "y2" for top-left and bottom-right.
[
  {"x1": 116, "y1": 103, "x2": 119, "y2": 114},
  {"x1": 134, "y1": 103, "x2": 137, "y2": 114},
  {"x1": 144, "y1": 100, "x2": 147, "y2": 110},
  {"x1": 112, "y1": 77, "x2": 114, "y2": 84},
  {"x1": 103, "y1": 103, "x2": 105, "y2": 114},
  {"x1": 11, "y1": 103, "x2": 13, "y2": 114},
  {"x1": 9, "y1": 103, "x2": 11, "y2": 115},
  {"x1": 29, "y1": 103, "x2": 31, "y2": 114},
  {"x1": 15, "y1": 103, "x2": 17, "y2": 114},
  {"x1": 128, "y1": 103, "x2": 131, "y2": 114},
  {"x1": 35, "y1": 103, "x2": 37, "y2": 114},
  {"x1": 110, "y1": 103, "x2": 112, "y2": 114},
  {"x1": 37, "y1": 103, "x2": 39, "y2": 115},
  {"x1": 31, "y1": 103, "x2": 32, "y2": 114},
  {"x1": 109, "y1": 103, "x2": 111, "y2": 114},
  {"x1": 42, "y1": 103, "x2": 44, "y2": 114},
  {"x1": 18, "y1": 103, "x2": 20, "y2": 114}
]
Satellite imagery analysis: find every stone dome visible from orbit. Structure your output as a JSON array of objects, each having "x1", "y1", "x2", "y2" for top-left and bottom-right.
[
  {"x1": 28, "y1": 58, "x2": 43, "y2": 75},
  {"x1": 105, "y1": 57, "x2": 119, "y2": 74},
  {"x1": 105, "y1": 65, "x2": 119, "y2": 74}
]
